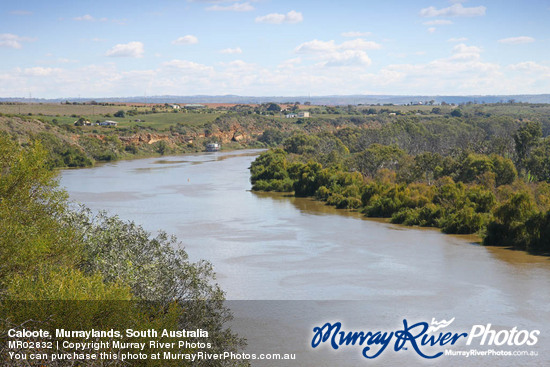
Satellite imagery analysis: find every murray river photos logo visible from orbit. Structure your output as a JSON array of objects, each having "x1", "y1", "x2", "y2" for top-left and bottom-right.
[{"x1": 311, "y1": 318, "x2": 540, "y2": 359}]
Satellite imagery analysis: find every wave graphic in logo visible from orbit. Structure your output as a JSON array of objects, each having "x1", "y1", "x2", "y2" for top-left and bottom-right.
[{"x1": 427, "y1": 317, "x2": 455, "y2": 334}]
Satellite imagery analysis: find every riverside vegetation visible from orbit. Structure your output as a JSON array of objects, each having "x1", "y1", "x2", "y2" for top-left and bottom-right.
[
  {"x1": 0, "y1": 133, "x2": 247, "y2": 366},
  {"x1": 2, "y1": 102, "x2": 550, "y2": 256},
  {"x1": 1, "y1": 101, "x2": 549, "y2": 363},
  {"x1": 249, "y1": 104, "x2": 550, "y2": 255}
]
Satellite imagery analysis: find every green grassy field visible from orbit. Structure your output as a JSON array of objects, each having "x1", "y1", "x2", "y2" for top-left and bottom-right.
[
  {"x1": 117, "y1": 112, "x2": 223, "y2": 129},
  {"x1": 39, "y1": 112, "x2": 222, "y2": 130},
  {"x1": 0, "y1": 104, "x2": 225, "y2": 131},
  {"x1": 0, "y1": 103, "x2": 129, "y2": 116}
]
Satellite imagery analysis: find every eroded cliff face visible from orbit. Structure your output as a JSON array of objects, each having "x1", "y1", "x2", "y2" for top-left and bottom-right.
[{"x1": 114, "y1": 121, "x2": 262, "y2": 147}]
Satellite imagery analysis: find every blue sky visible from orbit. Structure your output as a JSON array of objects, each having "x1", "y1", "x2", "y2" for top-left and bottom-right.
[{"x1": 1, "y1": 0, "x2": 549, "y2": 98}]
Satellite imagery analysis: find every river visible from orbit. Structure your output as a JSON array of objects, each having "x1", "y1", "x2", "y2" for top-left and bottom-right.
[{"x1": 60, "y1": 149, "x2": 550, "y2": 366}]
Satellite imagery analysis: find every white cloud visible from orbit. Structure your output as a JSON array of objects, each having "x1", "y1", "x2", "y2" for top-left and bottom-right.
[
  {"x1": 277, "y1": 57, "x2": 302, "y2": 68},
  {"x1": 419, "y1": 3, "x2": 486, "y2": 17},
  {"x1": 365, "y1": 45, "x2": 505, "y2": 94},
  {"x1": 223, "y1": 60, "x2": 253, "y2": 68},
  {"x1": 423, "y1": 19, "x2": 453, "y2": 25},
  {"x1": 295, "y1": 38, "x2": 379, "y2": 67},
  {"x1": 295, "y1": 39, "x2": 336, "y2": 53},
  {"x1": 105, "y1": 41, "x2": 144, "y2": 58},
  {"x1": 340, "y1": 39, "x2": 382, "y2": 50},
  {"x1": 449, "y1": 43, "x2": 483, "y2": 61},
  {"x1": 0, "y1": 33, "x2": 35, "y2": 49},
  {"x1": 508, "y1": 61, "x2": 550, "y2": 75},
  {"x1": 324, "y1": 50, "x2": 372, "y2": 67},
  {"x1": 255, "y1": 10, "x2": 303, "y2": 24},
  {"x1": 73, "y1": 14, "x2": 109, "y2": 22},
  {"x1": 74, "y1": 14, "x2": 95, "y2": 21},
  {"x1": 498, "y1": 36, "x2": 535, "y2": 45},
  {"x1": 172, "y1": 35, "x2": 199, "y2": 45},
  {"x1": 2, "y1": 47, "x2": 550, "y2": 98},
  {"x1": 206, "y1": 2, "x2": 254, "y2": 11},
  {"x1": 448, "y1": 37, "x2": 468, "y2": 42},
  {"x1": 220, "y1": 47, "x2": 243, "y2": 54},
  {"x1": 341, "y1": 31, "x2": 371, "y2": 38},
  {"x1": 296, "y1": 38, "x2": 381, "y2": 53},
  {"x1": 428, "y1": 27, "x2": 437, "y2": 33},
  {"x1": 23, "y1": 67, "x2": 63, "y2": 77},
  {"x1": 162, "y1": 59, "x2": 213, "y2": 72}
]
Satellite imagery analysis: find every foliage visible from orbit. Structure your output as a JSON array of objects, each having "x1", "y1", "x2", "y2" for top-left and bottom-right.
[
  {"x1": 514, "y1": 120, "x2": 542, "y2": 169},
  {"x1": 0, "y1": 133, "x2": 247, "y2": 366},
  {"x1": 250, "y1": 149, "x2": 290, "y2": 191},
  {"x1": 114, "y1": 110, "x2": 126, "y2": 118}
]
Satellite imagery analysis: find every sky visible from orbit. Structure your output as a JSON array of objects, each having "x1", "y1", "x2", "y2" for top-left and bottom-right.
[{"x1": 1, "y1": 0, "x2": 549, "y2": 98}]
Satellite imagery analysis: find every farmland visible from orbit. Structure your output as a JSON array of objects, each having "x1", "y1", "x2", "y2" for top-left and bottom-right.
[
  {"x1": 0, "y1": 103, "x2": 223, "y2": 131},
  {"x1": 3, "y1": 101, "x2": 550, "y2": 172}
]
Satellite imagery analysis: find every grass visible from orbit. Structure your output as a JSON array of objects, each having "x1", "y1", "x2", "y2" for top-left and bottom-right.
[
  {"x1": 0, "y1": 103, "x2": 129, "y2": 116},
  {"x1": 0, "y1": 104, "x2": 225, "y2": 131},
  {"x1": 117, "y1": 112, "x2": 223, "y2": 130},
  {"x1": 38, "y1": 112, "x2": 222, "y2": 131}
]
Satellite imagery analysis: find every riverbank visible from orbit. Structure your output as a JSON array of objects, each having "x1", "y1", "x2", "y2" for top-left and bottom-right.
[
  {"x1": 59, "y1": 150, "x2": 550, "y2": 366},
  {"x1": 0, "y1": 114, "x2": 269, "y2": 169}
]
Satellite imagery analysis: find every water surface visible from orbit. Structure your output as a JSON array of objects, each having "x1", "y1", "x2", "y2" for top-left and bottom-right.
[{"x1": 60, "y1": 150, "x2": 550, "y2": 366}]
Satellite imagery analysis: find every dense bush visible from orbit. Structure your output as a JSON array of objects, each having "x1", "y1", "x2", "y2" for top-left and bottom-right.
[{"x1": 0, "y1": 133, "x2": 247, "y2": 366}]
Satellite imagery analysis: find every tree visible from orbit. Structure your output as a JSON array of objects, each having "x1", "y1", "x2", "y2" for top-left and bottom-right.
[
  {"x1": 250, "y1": 149, "x2": 289, "y2": 183},
  {"x1": 484, "y1": 192, "x2": 537, "y2": 250},
  {"x1": 266, "y1": 103, "x2": 281, "y2": 112},
  {"x1": 0, "y1": 134, "x2": 76, "y2": 280},
  {"x1": 258, "y1": 128, "x2": 285, "y2": 146},
  {"x1": 114, "y1": 110, "x2": 126, "y2": 118},
  {"x1": 525, "y1": 138, "x2": 550, "y2": 182},
  {"x1": 352, "y1": 144, "x2": 406, "y2": 178},
  {"x1": 0, "y1": 133, "x2": 248, "y2": 365},
  {"x1": 155, "y1": 140, "x2": 169, "y2": 155},
  {"x1": 458, "y1": 153, "x2": 494, "y2": 183},
  {"x1": 490, "y1": 154, "x2": 517, "y2": 186},
  {"x1": 514, "y1": 121, "x2": 542, "y2": 167},
  {"x1": 450, "y1": 108, "x2": 463, "y2": 117}
]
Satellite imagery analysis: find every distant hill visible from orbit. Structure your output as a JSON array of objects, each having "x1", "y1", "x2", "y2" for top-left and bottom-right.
[{"x1": 2, "y1": 94, "x2": 550, "y2": 105}]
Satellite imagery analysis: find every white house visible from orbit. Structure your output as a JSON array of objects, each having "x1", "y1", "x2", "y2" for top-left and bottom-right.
[{"x1": 99, "y1": 120, "x2": 118, "y2": 126}]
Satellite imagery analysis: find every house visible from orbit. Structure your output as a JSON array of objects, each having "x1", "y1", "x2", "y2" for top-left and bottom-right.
[
  {"x1": 99, "y1": 120, "x2": 118, "y2": 126},
  {"x1": 206, "y1": 142, "x2": 220, "y2": 152},
  {"x1": 286, "y1": 111, "x2": 310, "y2": 118},
  {"x1": 170, "y1": 104, "x2": 181, "y2": 109}
]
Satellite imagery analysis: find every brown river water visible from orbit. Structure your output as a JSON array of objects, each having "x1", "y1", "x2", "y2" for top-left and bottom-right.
[{"x1": 60, "y1": 150, "x2": 550, "y2": 366}]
